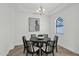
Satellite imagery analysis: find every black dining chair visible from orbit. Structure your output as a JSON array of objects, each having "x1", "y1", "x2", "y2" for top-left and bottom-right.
[
  {"x1": 54, "y1": 35, "x2": 58, "y2": 52},
  {"x1": 42, "y1": 40, "x2": 55, "y2": 56},
  {"x1": 25, "y1": 40, "x2": 38, "y2": 56},
  {"x1": 30, "y1": 34, "x2": 38, "y2": 47},
  {"x1": 43, "y1": 35, "x2": 58, "y2": 56},
  {"x1": 22, "y1": 36, "x2": 27, "y2": 53},
  {"x1": 22, "y1": 36, "x2": 37, "y2": 56}
]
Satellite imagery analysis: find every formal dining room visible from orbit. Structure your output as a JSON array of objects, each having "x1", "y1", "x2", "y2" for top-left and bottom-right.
[{"x1": 0, "y1": 3, "x2": 79, "y2": 56}]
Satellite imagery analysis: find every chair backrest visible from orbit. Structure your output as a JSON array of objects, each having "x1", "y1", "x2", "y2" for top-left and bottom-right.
[
  {"x1": 46, "y1": 40, "x2": 55, "y2": 47},
  {"x1": 31, "y1": 34, "x2": 36, "y2": 38},
  {"x1": 54, "y1": 35, "x2": 58, "y2": 46},
  {"x1": 43, "y1": 34, "x2": 51, "y2": 41},
  {"x1": 45, "y1": 40, "x2": 55, "y2": 52},
  {"x1": 43, "y1": 34, "x2": 48, "y2": 38},
  {"x1": 30, "y1": 34, "x2": 37, "y2": 41},
  {"x1": 22, "y1": 36, "x2": 35, "y2": 53},
  {"x1": 26, "y1": 41, "x2": 33, "y2": 47},
  {"x1": 55, "y1": 35, "x2": 58, "y2": 42},
  {"x1": 26, "y1": 40, "x2": 35, "y2": 52},
  {"x1": 22, "y1": 36, "x2": 27, "y2": 48}
]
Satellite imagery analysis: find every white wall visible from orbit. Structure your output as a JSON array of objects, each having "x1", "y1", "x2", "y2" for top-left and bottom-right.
[
  {"x1": 49, "y1": 4, "x2": 79, "y2": 54},
  {"x1": 0, "y1": 4, "x2": 17, "y2": 55},
  {"x1": 0, "y1": 4, "x2": 50, "y2": 55}
]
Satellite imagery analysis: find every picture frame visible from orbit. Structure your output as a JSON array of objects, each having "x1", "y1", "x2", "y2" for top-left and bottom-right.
[{"x1": 28, "y1": 17, "x2": 40, "y2": 32}]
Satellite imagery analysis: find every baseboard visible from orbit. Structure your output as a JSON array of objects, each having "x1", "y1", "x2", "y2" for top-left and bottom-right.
[{"x1": 59, "y1": 45, "x2": 79, "y2": 56}]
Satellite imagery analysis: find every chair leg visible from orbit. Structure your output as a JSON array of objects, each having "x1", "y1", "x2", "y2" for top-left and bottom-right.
[
  {"x1": 36, "y1": 50, "x2": 39, "y2": 56},
  {"x1": 41, "y1": 49, "x2": 42, "y2": 56},
  {"x1": 26, "y1": 52, "x2": 28, "y2": 56},
  {"x1": 52, "y1": 49, "x2": 54, "y2": 56},
  {"x1": 53, "y1": 51, "x2": 54, "y2": 56},
  {"x1": 46, "y1": 53, "x2": 48, "y2": 56},
  {"x1": 56, "y1": 45, "x2": 58, "y2": 52},
  {"x1": 23, "y1": 48, "x2": 25, "y2": 53},
  {"x1": 32, "y1": 53, "x2": 33, "y2": 56}
]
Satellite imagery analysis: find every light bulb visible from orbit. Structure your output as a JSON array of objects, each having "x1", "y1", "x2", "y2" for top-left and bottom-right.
[
  {"x1": 36, "y1": 10, "x2": 39, "y2": 12},
  {"x1": 43, "y1": 8, "x2": 45, "y2": 12},
  {"x1": 38, "y1": 8, "x2": 41, "y2": 10}
]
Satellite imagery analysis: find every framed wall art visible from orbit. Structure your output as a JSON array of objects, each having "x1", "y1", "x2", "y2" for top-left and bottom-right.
[{"x1": 28, "y1": 17, "x2": 40, "y2": 32}]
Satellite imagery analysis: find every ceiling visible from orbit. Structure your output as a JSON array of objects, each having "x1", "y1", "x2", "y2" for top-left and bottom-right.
[{"x1": 12, "y1": 3, "x2": 72, "y2": 16}]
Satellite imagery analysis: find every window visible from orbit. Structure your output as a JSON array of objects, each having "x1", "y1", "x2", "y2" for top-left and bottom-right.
[{"x1": 56, "y1": 17, "x2": 64, "y2": 35}]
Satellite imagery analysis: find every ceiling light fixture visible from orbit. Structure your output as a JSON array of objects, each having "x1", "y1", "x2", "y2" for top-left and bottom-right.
[{"x1": 34, "y1": 6, "x2": 46, "y2": 15}]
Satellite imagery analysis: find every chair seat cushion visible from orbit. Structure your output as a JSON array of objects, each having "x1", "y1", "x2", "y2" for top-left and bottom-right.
[
  {"x1": 46, "y1": 46, "x2": 52, "y2": 52},
  {"x1": 28, "y1": 46, "x2": 34, "y2": 52},
  {"x1": 33, "y1": 46, "x2": 39, "y2": 51},
  {"x1": 41, "y1": 44, "x2": 46, "y2": 51},
  {"x1": 41, "y1": 46, "x2": 46, "y2": 51},
  {"x1": 28, "y1": 46, "x2": 39, "y2": 52}
]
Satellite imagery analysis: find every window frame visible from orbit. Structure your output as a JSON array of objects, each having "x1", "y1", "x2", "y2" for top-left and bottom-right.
[{"x1": 56, "y1": 17, "x2": 64, "y2": 35}]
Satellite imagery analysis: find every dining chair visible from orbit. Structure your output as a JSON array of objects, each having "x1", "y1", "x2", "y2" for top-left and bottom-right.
[
  {"x1": 54, "y1": 35, "x2": 58, "y2": 52},
  {"x1": 30, "y1": 34, "x2": 38, "y2": 46},
  {"x1": 22, "y1": 36, "x2": 37, "y2": 56},
  {"x1": 42, "y1": 40, "x2": 55, "y2": 56},
  {"x1": 26, "y1": 40, "x2": 38, "y2": 56},
  {"x1": 22, "y1": 36, "x2": 27, "y2": 53},
  {"x1": 30, "y1": 38, "x2": 39, "y2": 55}
]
